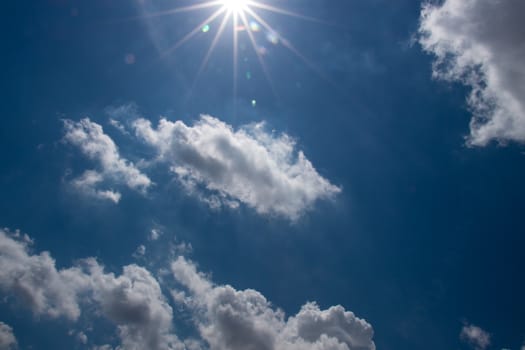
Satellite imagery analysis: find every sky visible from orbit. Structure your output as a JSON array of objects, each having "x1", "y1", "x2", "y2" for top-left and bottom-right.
[{"x1": 0, "y1": 0, "x2": 524, "y2": 349}]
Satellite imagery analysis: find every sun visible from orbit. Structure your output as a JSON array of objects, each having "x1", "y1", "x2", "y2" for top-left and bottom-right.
[
  {"x1": 221, "y1": 0, "x2": 248, "y2": 13},
  {"x1": 137, "y1": 0, "x2": 323, "y2": 112}
]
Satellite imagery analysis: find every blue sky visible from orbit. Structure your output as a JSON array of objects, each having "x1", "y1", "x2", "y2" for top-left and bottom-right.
[{"x1": 0, "y1": 0, "x2": 524, "y2": 349}]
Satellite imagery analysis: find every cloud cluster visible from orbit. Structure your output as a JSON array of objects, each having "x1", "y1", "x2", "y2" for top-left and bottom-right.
[
  {"x1": 171, "y1": 256, "x2": 376, "y2": 350},
  {"x1": 63, "y1": 118, "x2": 152, "y2": 203},
  {"x1": 0, "y1": 229, "x2": 89, "y2": 320},
  {"x1": 0, "y1": 230, "x2": 374, "y2": 349},
  {"x1": 460, "y1": 324, "x2": 491, "y2": 350},
  {"x1": 419, "y1": 0, "x2": 525, "y2": 146},
  {"x1": 0, "y1": 230, "x2": 181, "y2": 350},
  {"x1": 0, "y1": 322, "x2": 17, "y2": 350},
  {"x1": 87, "y1": 261, "x2": 181, "y2": 350},
  {"x1": 133, "y1": 116, "x2": 341, "y2": 219}
]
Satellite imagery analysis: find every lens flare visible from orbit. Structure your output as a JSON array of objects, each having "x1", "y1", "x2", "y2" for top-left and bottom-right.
[{"x1": 136, "y1": 0, "x2": 326, "y2": 112}]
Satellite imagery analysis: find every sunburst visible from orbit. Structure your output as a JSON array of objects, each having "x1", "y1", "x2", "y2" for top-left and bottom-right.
[{"x1": 138, "y1": 0, "x2": 323, "y2": 109}]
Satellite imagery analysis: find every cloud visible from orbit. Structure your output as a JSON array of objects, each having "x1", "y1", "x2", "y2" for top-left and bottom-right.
[
  {"x1": 0, "y1": 229, "x2": 90, "y2": 320},
  {"x1": 106, "y1": 103, "x2": 141, "y2": 135},
  {"x1": 109, "y1": 118, "x2": 130, "y2": 135},
  {"x1": 419, "y1": 0, "x2": 525, "y2": 146},
  {"x1": 133, "y1": 116, "x2": 341, "y2": 220},
  {"x1": 0, "y1": 322, "x2": 17, "y2": 350},
  {"x1": 171, "y1": 256, "x2": 376, "y2": 350},
  {"x1": 1, "y1": 230, "x2": 374, "y2": 350},
  {"x1": 149, "y1": 228, "x2": 162, "y2": 241},
  {"x1": 63, "y1": 118, "x2": 152, "y2": 202},
  {"x1": 87, "y1": 261, "x2": 182, "y2": 350},
  {"x1": 460, "y1": 324, "x2": 491, "y2": 350},
  {"x1": 0, "y1": 230, "x2": 182, "y2": 350},
  {"x1": 132, "y1": 244, "x2": 146, "y2": 259},
  {"x1": 71, "y1": 170, "x2": 122, "y2": 203}
]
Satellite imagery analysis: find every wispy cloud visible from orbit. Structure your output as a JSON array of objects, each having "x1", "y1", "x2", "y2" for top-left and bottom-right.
[
  {"x1": 63, "y1": 118, "x2": 152, "y2": 202},
  {"x1": 419, "y1": 0, "x2": 525, "y2": 146},
  {"x1": 0, "y1": 322, "x2": 17, "y2": 350},
  {"x1": 460, "y1": 324, "x2": 491, "y2": 350}
]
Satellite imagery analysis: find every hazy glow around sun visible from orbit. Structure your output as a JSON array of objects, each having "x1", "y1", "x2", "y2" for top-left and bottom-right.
[
  {"x1": 221, "y1": 0, "x2": 248, "y2": 12},
  {"x1": 142, "y1": 0, "x2": 322, "y2": 110}
]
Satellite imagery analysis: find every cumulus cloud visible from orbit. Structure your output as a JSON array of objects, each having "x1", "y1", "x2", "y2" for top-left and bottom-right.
[
  {"x1": 63, "y1": 118, "x2": 151, "y2": 202},
  {"x1": 87, "y1": 261, "x2": 182, "y2": 350},
  {"x1": 0, "y1": 229, "x2": 90, "y2": 320},
  {"x1": 0, "y1": 322, "x2": 17, "y2": 350},
  {"x1": 171, "y1": 256, "x2": 376, "y2": 350},
  {"x1": 71, "y1": 170, "x2": 122, "y2": 203},
  {"x1": 133, "y1": 116, "x2": 341, "y2": 219},
  {"x1": 1, "y1": 230, "x2": 374, "y2": 350},
  {"x1": 0, "y1": 230, "x2": 182, "y2": 350},
  {"x1": 419, "y1": 0, "x2": 525, "y2": 146},
  {"x1": 460, "y1": 324, "x2": 491, "y2": 350}
]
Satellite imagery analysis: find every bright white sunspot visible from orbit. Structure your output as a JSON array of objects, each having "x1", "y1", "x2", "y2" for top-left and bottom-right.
[
  {"x1": 137, "y1": 0, "x2": 324, "y2": 110},
  {"x1": 222, "y1": 0, "x2": 248, "y2": 13}
]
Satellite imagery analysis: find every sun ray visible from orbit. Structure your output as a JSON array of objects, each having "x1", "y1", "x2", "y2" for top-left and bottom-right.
[
  {"x1": 238, "y1": 10, "x2": 277, "y2": 97},
  {"x1": 124, "y1": 1, "x2": 222, "y2": 22},
  {"x1": 232, "y1": 10, "x2": 239, "y2": 114},
  {"x1": 141, "y1": 0, "x2": 328, "y2": 109},
  {"x1": 246, "y1": 1, "x2": 325, "y2": 23},
  {"x1": 197, "y1": 12, "x2": 232, "y2": 79},
  {"x1": 188, "y1": 11, "x2": 231, "y2": 98},
  {"x1": 160, "y1": 7, "x2": 226, "y2": 58},
  {"x1": 243, "y1": 6, "x2": 331, "y2": 84}
]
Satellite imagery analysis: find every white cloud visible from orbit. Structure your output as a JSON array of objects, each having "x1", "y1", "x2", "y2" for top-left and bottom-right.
[
  {"x1": 171, "y1": 256, "x2": 376, "y2": 350},
  {"x1": 0, "y1": 229, "x2": 90, "y2": 320},
  {"x1": 71, "y1": 170, "x2": 122, "y2": 203},
  {"x1": 0, "y1": 230, "x2": 182, "y2": 350},
  {"x1": 87, "y1": 261, "x2": 182, "y2": 350},
  {"x1": 92, "y1": 345, "x2": 113, "y2": 350},
  {"x1": 69, "y1": 330, "x2": 88, "y2": 344},
  {"x1": 149, "y1": 228, "x2": 162, "y2": 241},
  {"x1": 109, "y1": 119, "x2": 130, "y2": 135},
  {"x1": 460, "y1": 324, "x2": 491, "y2": 350},
  {"x1": 77, "y1": 331, "x2": 88, "y2": 344},
  {"x1": 419, "y1": 0, "x2": 525, "y2": 146},
  {"x1": 63, "y1": 118, "x2": 151, "y2": 202},
  {"x1": 0, "y1": 322, "x2": 17, "y2": 350},
  {"x1": 105, "y1": 103, "x2": 142, "y2": 135},
  {"x1": 1, "y1": 230, "x2": 374, "y2": 350},
  {"x1": 132, "y1": 244, "x2": 146, "y2": 259},
  {"x1": 133, "y1": 116, "x2": 341, "y2": 220}
]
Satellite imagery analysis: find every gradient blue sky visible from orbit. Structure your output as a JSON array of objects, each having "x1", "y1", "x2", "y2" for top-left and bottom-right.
[{"x1": 0, "y1": 1, "x2": 524, "y2": 349}]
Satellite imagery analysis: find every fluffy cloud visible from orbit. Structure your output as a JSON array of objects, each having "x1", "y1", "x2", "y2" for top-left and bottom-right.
[
  {"x1": 133, "y1": 116, "x2": 341, "y2": 220},
  {"x1": 171, "y1": 256, "x2": 376, "y2": 350},
  {"x1": 0, "y1": 230, "x2": 181, "y2": 350},
  {"x1": 460, "y1": 324, "x2": 491, "y2": 350},
  {"x1": 0, "y1": 322, "x2": 17, "y2": 350},
  {"x1": 0, "y1": 229, "x2": 90, "y2": 320},
  {"x1": 71, "y1": 170, "x2": 122, "y2": 203},
  {"x1": 1, "y1": 230, "x2": 375, "y2": 350},
  {"x1": 87, "y1": 261, "x2": 182, "y2": 350},
  {"x1": 419, "y1": 0, "x2": 525, "y2": 146},
  {"x1": 63, "y1": 118, "x2": 152, "y2": 202}
]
